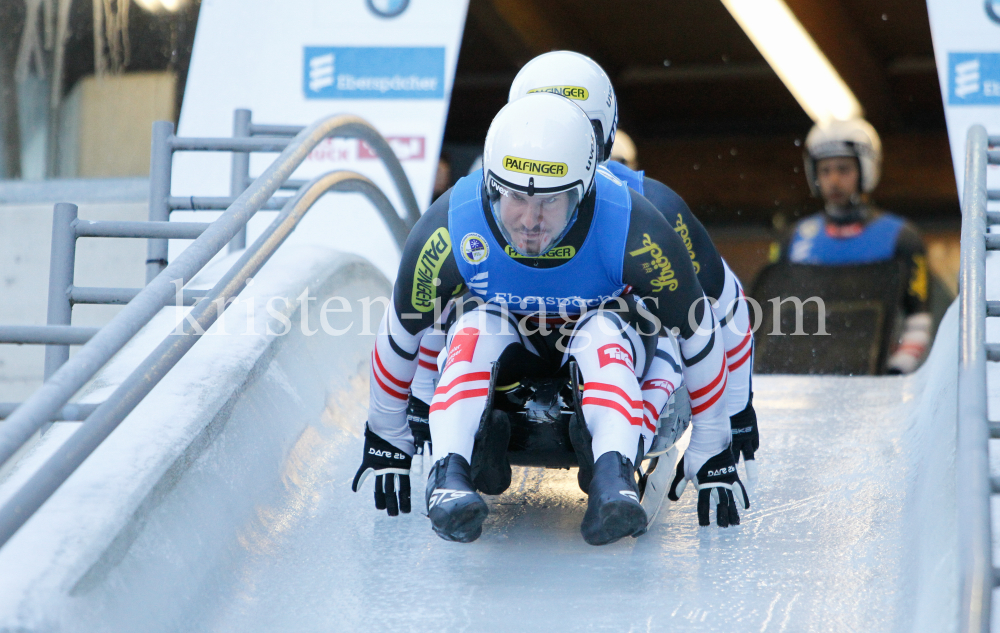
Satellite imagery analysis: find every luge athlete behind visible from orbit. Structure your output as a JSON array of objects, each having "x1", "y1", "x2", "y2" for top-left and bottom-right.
[
  {"x1": 408, "y1": 51, "x2": 759, "y2": 479},
  {"x1": 352, "y1": 93, "x2": 748, "y2": 545}
]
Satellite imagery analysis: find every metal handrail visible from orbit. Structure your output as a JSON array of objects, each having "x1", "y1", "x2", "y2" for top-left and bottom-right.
[
  {"x1": 0, "y1": 170, "x2": 399, "y2": 547},
  {"x1": 168, "y1": 196, "x2": 291, "y2": 211},
  {"x1": 0, "y1": 113, "x2": 410, "y2": 491},
  {"x1": 0, "y1": 326, "x2": 99, "y2": 345},
  {"x1": 0, "y1": 402, "x2": 97, "y2": 421},
  {"x1": 145, "y1": 112, "x2": 421, "y2": 281},
  {"x1": 958, "y1": 124, "x2": 994, "y2": 633},
  {"x1": 240, "y1": 119, "x2": 422, "y2": 227},
  {"x1": 69, "y1": 286, "x2": 207, "y2": 306},
  {"x1": 0, "y1": 110, "x2": 420, "y2": 424},
  {"x1": 223, "y1": 110, "x2": 420, "y2": 252},
  {"x1": 72, "y1": 220, "x2": 210, "y2": 239}
]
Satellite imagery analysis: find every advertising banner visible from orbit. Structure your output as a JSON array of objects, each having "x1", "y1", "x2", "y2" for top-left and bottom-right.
[
  {"x1": 172, "y1": 0, "x2": 469, "y2": 281},
  {"x1": 925, "y1": 0, "x2": 1000, "y2": 199}
]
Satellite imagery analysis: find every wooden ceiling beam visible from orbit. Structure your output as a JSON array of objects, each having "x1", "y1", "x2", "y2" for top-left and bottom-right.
[
  {"x1": 782, "y1": 0, "x2": 897, "y2": 129},
  {"x1": 488, "y1": 0, "x2": 566, "y2": 55},
  {"x1": 636, "y1": 131, "x2": 957, "y2": 224},
  {"x1": 485, "y1": 0, "x2": 595, "y2": 59},
  {"x1": 453, "y1": 63, "x2": 776, "y2": 90},
  {"x1": 465, "y1": 0, "x2": 537, "y2": 68},
  {"x1": 616, "y1": 62, "x2": 774, "y2": 86}
]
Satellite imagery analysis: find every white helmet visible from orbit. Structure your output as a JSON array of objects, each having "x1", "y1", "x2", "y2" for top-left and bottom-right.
[
  {"x1": 803, "y1": 118, "x2": 883, "y2": 196},
  {"x1": 508, "y1": 51, "x2": 618, "y2": 162},
  {"x1": 483, "y1": 92, "x2": 597, "y2": 257},
  {"x1": 610, "y1": 130, "x2": 638, "y2": 171}
]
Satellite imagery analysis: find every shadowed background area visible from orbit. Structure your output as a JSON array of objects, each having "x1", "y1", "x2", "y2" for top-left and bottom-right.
[
  {"x1": 0, "y1": 0, "x2": 960, "y2": 288},
  {"x1": 442, "y1": 0, "x2": 958, "y2": 287}
]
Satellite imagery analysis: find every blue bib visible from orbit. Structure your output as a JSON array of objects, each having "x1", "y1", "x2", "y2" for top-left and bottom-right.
[
  {"x1": 602, "y1": 161, "x2": 645, "y2": 195},
  {"x1": 448, "y1": 171, "x2": 631, "y2": 316},
  {"x1": 787, "y1": 212, "x2": 905, "y2": 265}
]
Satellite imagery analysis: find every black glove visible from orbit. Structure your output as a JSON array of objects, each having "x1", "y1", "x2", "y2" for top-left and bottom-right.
[
  {"x1": 668, "y1": 447, "x2": 750, "y2": 527},
  {"x1": 730, "y1": 397, "x2": 759, "y2": 478},
  {"x1": 351, "y1": 424, "x2": 412, "y2": 516},
  {"x1": 407, "y1": 396, "x2": 431, "y2": 455}
]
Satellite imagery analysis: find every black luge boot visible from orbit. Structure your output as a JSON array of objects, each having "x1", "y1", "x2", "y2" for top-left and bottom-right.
[
  {"x1": 426, "y1": 453, "x2": 489, "y2": 543},
  {"x1": 581, "y1": 451, "x2": 648, "y2": 546},
  {"x1": 472, "y1": 409, "x2": 512, "y2": 495}
]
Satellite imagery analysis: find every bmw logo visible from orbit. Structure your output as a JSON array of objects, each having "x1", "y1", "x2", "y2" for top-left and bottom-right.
[
  {"x1": 367, "y1": 0, "x2": 410, "y2": 18},
  {"x1": 988, "y1": 0, "x2": 1000, "y2": 25}
]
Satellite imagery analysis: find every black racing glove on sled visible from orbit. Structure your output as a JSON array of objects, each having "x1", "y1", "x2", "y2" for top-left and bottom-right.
[
  {"x1": 668, "y1": 447, "x2": 750, "y2": 527},
  {"x1": 352, "y1": 424, "x2": 412, "y2": 516},
  {"x1": 730, "y1": 397, "x2": 759, "y2": 477},
  {"x1": 407, "y1": 396, "x2": 431, "y2": 455}
]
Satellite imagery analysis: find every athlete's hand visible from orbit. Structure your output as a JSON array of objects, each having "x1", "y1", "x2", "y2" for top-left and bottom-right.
[
  {"x1": 730, "y1": 398, "x2": 759, "y2": 481},
  {"x1": 352, "y1": 424, "x2": 412, "y2": 516},
  {"x1": 668, "y1": 447, "x2": 749, "y2": 527}
]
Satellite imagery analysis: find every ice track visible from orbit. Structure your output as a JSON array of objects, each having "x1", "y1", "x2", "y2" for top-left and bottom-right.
[
  {"x1": 198, "y1": 367, "x2": 959, "y2": 633},
  {"x1": 0, "y1": 251, "x2": 960, "y2": 633}
]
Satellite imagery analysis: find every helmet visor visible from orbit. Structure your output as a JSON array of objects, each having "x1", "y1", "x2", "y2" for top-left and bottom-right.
[
  {"x1": 488, "y1": 182, "x2": 581, "y2": 257},
  {"x1": 809, "y1": 140, "x2": 862, "y2": 161}
]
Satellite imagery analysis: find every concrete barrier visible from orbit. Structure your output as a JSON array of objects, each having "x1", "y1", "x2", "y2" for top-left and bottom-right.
[
  {"x1": 0, "y1": 245, "x2": 389, "y2": 632},
  {"x1": 0, "y1": 254, "x2": 966, "y2": 631}
]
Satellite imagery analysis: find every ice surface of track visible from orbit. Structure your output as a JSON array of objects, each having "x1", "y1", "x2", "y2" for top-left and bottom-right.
[
  {"x1": 190, "y1": 315, "x2": 959, "y2": 633},
  {"x1": 0, "y1": 246, "x2": 961, "y2": 632}
]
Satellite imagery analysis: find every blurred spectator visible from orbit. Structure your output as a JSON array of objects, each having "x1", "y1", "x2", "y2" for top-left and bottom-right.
[
  {"x1": 432, "y1": 151, "x2": 452, "y2": 202},
  {"x1": 771, "y1": 118, "x2": 931, "y2": 374}
]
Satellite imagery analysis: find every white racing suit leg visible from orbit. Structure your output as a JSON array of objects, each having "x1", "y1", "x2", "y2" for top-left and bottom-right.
[
  {"x1": 430, "y1": 304, "x2": 654, "y2": 468},
  {"x1": 566, "y1": 310, "x2": 648, "y2": 463},
  {"x1": 680, "y1": 297, "x2": 732, "y2": 478},
  {"x1": 430, "y1": 306, "x2": 529, "y2": 463},
  {"x1": 715, "y1": 260, "x2": 753, "y2": 416},
  {"x1": 367, "y1": 309, "x2": 421, "y2": 455},
  {"x1": 566, "y1": 309, "x2": 653, "y2": 545},
  {"x1": 410, "y1": 300, "x2": 454, "y2": 405},
  {"x1": 411, "y1": 328, "x2": 447, "y2": 404},
  {"x1": 638, "y1": 336, "x2": 684, "y2": 453}
]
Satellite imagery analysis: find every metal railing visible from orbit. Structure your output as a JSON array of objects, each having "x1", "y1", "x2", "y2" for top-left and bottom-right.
[
  {"x1": 958, "y1": 124, "x2": 1000, "y2": 633},
  {"x1": 224, "y1": 108, "x2": 421, "y2": 252},
  {"x1": 144, "y1": 109, "x2": 420, "y2": 282},
  {"x1": 0, "y1": 111, "x2": 420, "y2": 548},
  {"x1": 0, "y1": 109, "x2": 415, "y2": 416}
]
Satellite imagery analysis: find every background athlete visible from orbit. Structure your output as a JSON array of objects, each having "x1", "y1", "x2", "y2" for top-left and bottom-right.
[
  {"x1": 772, "y1": 118, "x2": 930, "y2": 374},
  {"x1": 506, "y1": 50, "x2": 759, "y2": 475}
]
